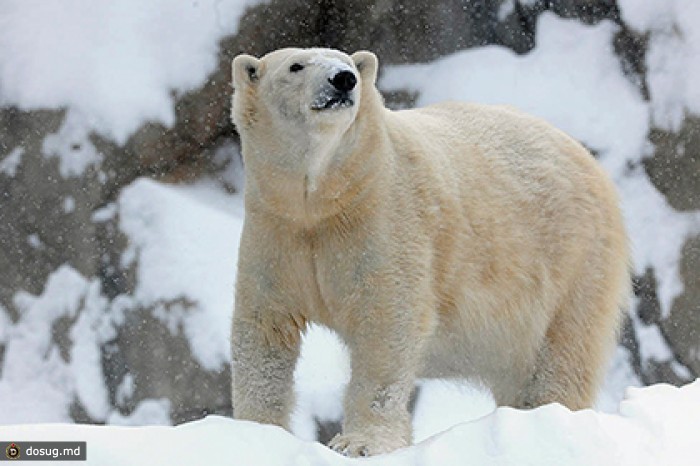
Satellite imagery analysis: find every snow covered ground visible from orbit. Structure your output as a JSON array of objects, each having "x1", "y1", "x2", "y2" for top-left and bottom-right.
[{"x1": 3, "y1": 381, "x2": 699, "y2": 465}]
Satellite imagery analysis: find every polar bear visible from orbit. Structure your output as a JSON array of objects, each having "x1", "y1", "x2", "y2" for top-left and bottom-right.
[{"x1": 230, "y1": 48, "x2": 630, "y2": 457}]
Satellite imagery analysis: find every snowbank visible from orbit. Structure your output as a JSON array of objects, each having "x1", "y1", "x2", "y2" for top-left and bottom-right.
[
  {"x1": 3, "y1": 381, "x2": 698, "y2": 466},
  {"x1": 0, "y1": 0, "x2": 260, "y2": 144},
  {"x1": 618, "y1": 0, "x2": 700, "y2": 130},
  {"x1": 118, "y1": 178, "x2": 245, "y2": 371},
  {"x1": 0, "y1": 266, "x2": 110, "y2": 424}
]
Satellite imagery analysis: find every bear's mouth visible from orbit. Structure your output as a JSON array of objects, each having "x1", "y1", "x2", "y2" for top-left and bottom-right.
[{"x1": 311, "y1": 94, "x2": 354, "y2": 111}]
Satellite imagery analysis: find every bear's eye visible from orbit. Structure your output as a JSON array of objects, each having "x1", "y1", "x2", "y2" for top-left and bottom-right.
[{"x1": 289, "y1": 63, "x2": 304, "y2": 73}]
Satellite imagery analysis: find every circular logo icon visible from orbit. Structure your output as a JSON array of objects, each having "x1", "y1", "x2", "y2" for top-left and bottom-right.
[{"x1": 5, "y1": 443, "x2": 20, "y2": 460}]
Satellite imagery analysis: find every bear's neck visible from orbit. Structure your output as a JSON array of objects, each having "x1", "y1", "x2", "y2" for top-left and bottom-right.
[{"x1": 246, "y1": 99, "x2": 389, "y2": 228}]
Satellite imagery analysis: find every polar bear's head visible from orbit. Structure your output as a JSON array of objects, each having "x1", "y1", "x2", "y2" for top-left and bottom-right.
[
  {"x1": 231, "y1": 48, "x2": 380, "y2": 218},
  {"x1": 231, "y1": 48, "x2": 377, "y2": 136}
]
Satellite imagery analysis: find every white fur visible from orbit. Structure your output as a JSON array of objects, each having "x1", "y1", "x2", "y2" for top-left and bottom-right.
[{"x1": 230, "y1": 48, "x2": 630, "y2": 457}]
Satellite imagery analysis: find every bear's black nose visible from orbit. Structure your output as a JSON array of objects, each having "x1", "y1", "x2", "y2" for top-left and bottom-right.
[{"x1": 329, "y1": 71, "x2": 357, "y2": 92}]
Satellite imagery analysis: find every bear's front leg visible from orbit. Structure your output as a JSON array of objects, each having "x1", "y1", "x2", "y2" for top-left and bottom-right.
[
  {"x1": 329, "y1": 309, "x2": 431, "y2": 457},
  {"x1": 231, "y1": 308, "x2": 301, "y2": 428}
]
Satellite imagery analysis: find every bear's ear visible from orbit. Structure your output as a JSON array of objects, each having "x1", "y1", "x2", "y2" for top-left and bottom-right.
[
  {"x1": 351, "y1": 51, "x2": 378, "y2": 85},
  {"x1": 232, "y1": 54, "x2": 261, "y2": 88}
]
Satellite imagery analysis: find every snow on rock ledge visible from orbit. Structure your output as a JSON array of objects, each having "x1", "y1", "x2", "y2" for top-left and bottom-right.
[{"x1": 3, "y1": 380, "x2": 698, "y2": 466}]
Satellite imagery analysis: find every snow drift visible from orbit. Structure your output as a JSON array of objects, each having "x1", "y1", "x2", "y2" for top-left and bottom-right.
[{"x1": 3, "y1": 381, "x2": 698, "y2": 465}]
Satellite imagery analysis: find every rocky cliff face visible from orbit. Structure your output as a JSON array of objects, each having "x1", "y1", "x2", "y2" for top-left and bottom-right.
[{"x1": 0, "y1": 0, "x2": 697, "y2": 432}]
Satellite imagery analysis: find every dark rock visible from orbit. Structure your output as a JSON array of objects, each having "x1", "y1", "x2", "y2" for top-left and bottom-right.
[
  {"x1": 106, "y1": 306, "x2": 232, "y2": 424},
  {"x1": 538, "y1": 0, "x2": 619, "y2": 24},
  {"x1": 613, "y1": 26, "x2": 649, "y2": 99},
  {"x1": 0, "y1": 108, "x2": 95, "y2": 316},
  {"x1": 70, "y1": 400, "x2": 103, "y2": 425},
  {"x1": 645, "y1": 116, "x2": 700, "y2": 211},
  {"x1": 661, "y1": 234, "x2": 700, "y2": 378},
  {"x1": 624, "y1": 266, "x2": 697, "y2": 386},
  {"x1": 633, "y1": 268, "x2": 661, "y2": 326},
  {"x1": 619, "y1": 315, "x2": 642, "y2": 378},
  {"x1": 638, "y1": 359, "x2": 692, "y2": 387},
  {"x1": 620, "y1": 312, "x2": 689, "y2": 387},
  {"x1": 316, "y1": 418, "x2": 343, "y2": 446},
  {"x1": 383, "y1": 89, "x2": 420, "y2": 111}
]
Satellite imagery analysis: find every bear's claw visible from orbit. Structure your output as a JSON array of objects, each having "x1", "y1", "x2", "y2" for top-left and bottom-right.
[{"x1": 328, "y1": 432, "x2": 406, "y2": 457}]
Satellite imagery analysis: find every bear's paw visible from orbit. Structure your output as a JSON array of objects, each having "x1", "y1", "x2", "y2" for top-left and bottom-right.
[{"x1": 328, "y1": 430, "x2": 408, "y2": 457}]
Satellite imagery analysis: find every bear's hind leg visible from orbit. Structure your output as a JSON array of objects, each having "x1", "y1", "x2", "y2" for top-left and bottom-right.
[{"x1": 514, "y1": 281, "x2": 624, "y2": 410}]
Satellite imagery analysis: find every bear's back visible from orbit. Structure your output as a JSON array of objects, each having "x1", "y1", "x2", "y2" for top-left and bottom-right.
[{"x1": 384, "y1": 101, "x2": 610, "y2": 207}]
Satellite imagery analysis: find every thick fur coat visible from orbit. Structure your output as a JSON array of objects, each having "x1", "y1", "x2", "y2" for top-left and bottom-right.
[{"x1": 230, "y1": 47, "x2": 630, "y2": 457}]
